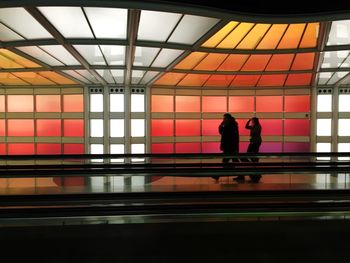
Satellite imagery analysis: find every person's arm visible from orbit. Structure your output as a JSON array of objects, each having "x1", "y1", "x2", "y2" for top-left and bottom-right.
[
  {"x1": 218, "y1": 122, "x2": 224, "y2": 135},
  {"x1": 245, "y1": 119, "x2": 252, "y2": 129}
]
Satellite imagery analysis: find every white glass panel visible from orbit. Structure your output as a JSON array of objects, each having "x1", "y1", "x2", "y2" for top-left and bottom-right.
[
  {"x1": 340, "y1": 55, "x2": 350, "y2": 68},
  {"x1": 317, "y1": 119, "x2": 332, "y2": 136},
  {"x1": 133, "y1": 47, "x2": 159, "y2": 67},
  {"x1": 90, "y1": 176, "x2": 104, "y2": 192},
  {"x1": 75, "y1": 70, "x2": 99, "y2": 83},
  {"x1": 140, "y1": 71, "x2": 159, "y2": 84},
  {"x1": 327, "y1": 20, "x2": 350, "y2": 46},
  {"x1": 328, "y1": 72, "x2": 349, "y2": 85},
  {"x1": 131, "y1": 70, "x2": 145, "y2": 84},
  {"x1": 0, "y1": 23, "x2": 24, "y2": 41},
  {"x1": 97, "y1": 70, "x2": 115, "y2": 84},
  {"x1": 131, "y1": 176, "x2": 145, "y2": 187},
  {"x1": 62, "y1": 70, "x2": 91, "y2": 83},
  {"x1": 110, "y1": 144, "x2": 125, "y2": 163},
  {"x1": 38, "y1": 7, "x2": 93, "y2": 38},
  {"x1": 321, "y1": 51, "x2": 349, "y2": 68},
  {"x1": 131, "y1": 119, "x2": 145, "y2": 137},
  {"x1": 152, "y1": 49, "x2": 184, "y2": 67},
  {"x1": 110, "y1": 70, "x2": 124, "y2": 84},
  {"x1": 90, "y1": 94, "x2": 104, "y2": 112},
  {"x1": 90, "y1": 144, "x2": 104, "y2": 162},
  {"x1": 318, "y1": 72, "x2": 332, "y2": 85},
  {"x1": 338, "y1": 143, "x2": 350, "y2": 160},
  {"x1": 73, "y1": 45, "x2": 106, "y2": 65},
  {"x1": 84, "y1": 7, "x2": 127, "y2": 39},
  {"x1": 100, "y1": 45, "x2": 125, "y2": 65},
  {"x1": 0, "y1": 8, "x2": 52, "y2": 39},
  {"x1": 131, "y1": 94, "x2": 145, "y2": 112},
  {"x1": 339, "y1": 94, "x2": 350, "y2": 112},
  {"x1": 317, "y1": 94, "x2": 332, "y2": 112},
  {"x1": 17, "y1": 46, "x2": 63, "y2": 66},
  {"x1": 131, "y1": 143, "x2": 145, "y2": 162},
  {"x1": 138, "y1": 10, "x2": 182, "y2": 41},
  {"x1": 316, "y1": 143, "x2": 331, "y2": 160},
  {"x1": 40, "y1": 45, "x2": 80, "y2": 65},
  {"x1": 110, "y1": 119, "x2": 124, "y2": 137},
  {"x1": 110, "y1": 94, "x2": 124, "y2": 112},
  {"x1": 338, "y1": 119, "x2": 350, "y2": 136},
  {"x1": 168, "y1": 15, "x2": 219, "y2": 45},
  {"x1": 90, "y1": 119, "x2": 104, "y2": 137}
]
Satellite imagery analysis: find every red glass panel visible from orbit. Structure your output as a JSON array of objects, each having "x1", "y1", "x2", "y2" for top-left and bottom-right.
[
  {"x1": 0, "y1": 143, "x2": 5, "y2": 154},
  {"x1": 0, "y1": 119, "x2": 5, "y2": 136},
  {"x1": 239, "y1": 142, "x2": 250, "y2": 153},
  {"x1": 205, "y1": 75, "x2": 235, "y2": 87},
  {"x1": 230, "y1": 75, "x2": 260, "y2": 87},
  {"x1": 151, "y1": 143, "x2": 174, "y2": 153},
  {"x1": 7, "y1": 95, "x2": 33, "y2": 112},
  {"x1": 36, "y1": 95, "x2": 61, "y2": 112},
  {"x1": 257, "y1": 74, "x2": 287, "y2": 86},
  {"x1": 285, "y1": 73, "x2": 312, "y2": 86},
  {"x1": 284, "y1": 95, "x2": 310, "y2": 112},
  {"x1": 202, "y1": 119, "x2": 221, "y2": 136},
  {"x1": 63, "y1": 94, "x2": 83, "y2": 112},
  {"x1": 175, "y1": 120, "x2": 200, "y2": 136},
  {"x1": 202, "y1": 142, "x2": 221, "y2": 153},
  {"x1": 284, "y1": 142, "x2": 310, "y2": 152},
  {"x1": 202, "y1": 96, "x2": 227, "y2": 112},
  {"x1": 265, "y1": 54, "x2": 294, "y2": 71},
  {"x1": 284, "y1": 119, "x2": 310, "y2": 136},
  {"x1": 63, "y1": 143, "x2": 85, "y2": 154},
  {"x1": 175, "y1": 96, "x2": 200, "y2": 112},
  {"x1": 241, "y1": 55, "x2": 272, "y2": 71},
  {"x1": 0, "y1": 95, "x2": 4, "y2": 112},
  {"x1": 256, "y1": 96, "x2": 283, "y2": 112},
  {"x1": 175, "y1": 143, "x2": 200, "y2": 153},
  {"x1": 151, "y1": 120, "x2": 174, "y2": 136},
  {"x1": 218, "y1": 54, "x2": 249, "y2": 71},
  {"x1": 291, "y1": 53, "x2": 315, "y2": 70},
  {"x1": 236, "y1": 119, "x2": 250, "y2": 136},
  {"x1": 63, "y1": 119, "x2": 84, "y2": 137},
  {"x1": 229, "y1": 96, "x2": 254, "y2": 112},
  {"x1": 8, "y1": 119, "x2": 34, "y2": 136},
  {"x1": 260, "y1": 142, "x2": 282, "y2": 153},
  {"x1": 177, "y1": 74, "x2": 210, "y2": 87},
  {"x1": 36, "y1": 119, "x2": 61, "y2": 136},
  {"x1": 37, "y1": 143, "x2": 61, "y2": 154},
  {"x1": 151, "y1": 95, "x2": 173, "y2": 112},
  {"x1": 64, "y1": 177, "x2": 85, "y2": 186},
  {"x1": 8, "y1": 143, "x2": 34, "y2": 155},
  {"x1": 259, "y1": 119, "x2": 282, "y2": 136}
]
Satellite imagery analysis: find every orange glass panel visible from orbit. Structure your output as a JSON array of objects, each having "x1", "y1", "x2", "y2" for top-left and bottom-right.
[
  {"x1": 284, "y1": 119, "x2": 310, "y2": 136},
  {"x1": 36, "y1": 119, "x2": 61, "y2": 136},
  {"x1": 64, "y1": 143, "x2": 85, "y2": 154},
  {"x1": 230, "y1": 75, "x2": 260, "y2": 87},
  {"x1": 63, "y1": 119, "x2": 84, "y2": 137},
  {"x1": 8, "y1": 119, "x2": 34, "y2": 136},
  {"x1": 0, "y1": 73, "x2": 28, "y2": 85},
  {"x1": 0, "y1": 49, "x2": 40, "y2": 68},
  {"x1": 241, "y1": 55, "x2": 272, "y2": 71},
  {"x1": 36, "y1": 95, "x2": 61, "y2": 112},
  {"x1": 151, "y1": 120, "x2": 174, "y2": 136},
  {"x1": 177, "y1": 74, "x2": 210, "y2": 87},
  {"x1": 236, "y1": 119, "x2": 250, "y2": 136},
  {"x1": 202, "y1": 96, "x2": 227, "y2": 112},
  {"x1": 7, "y1": 95, "x2": 33, "y2": 112},
  {"x1": 174, "y1": 52, "x2": 207, "y2": 70},
  {"x1": 0, "y1": 95, "x2": 4, "y2": 112},
  {"x1": 291, "y1": 53, "x2": 315, "y2": 70},
  {"x1": 39, "y1": 71, "x2": 76, "y2": 84},
  {"x1": 194, "y1": 54, "x2": 228, "y2": 71},
  {"x1": 285, "y1": 73, "x2": 312, "y2": 86},
  {"x1": 37, "y1": 143, "x2": 62, "y2": 154},
  {"x1": 202, "y1": 119, "x2": 221, "y2": 136},
  {"x1": 151, "y1": 95, "x2": 173, "y2": 112},
  {"x1": 217, "y1": 54, "x2": 249, "y2": 71},
  {"x1": 284, "y1": 95, "x2": 310, "y2": 112},
  {"x1": 0, "y1": 144, "x2": 5, "y2": 154},
  {"x1": 175, "y1": 120, "x2": 200, "y2": 136},
  {"x1": 258, "y1": 74, "x2": 287, "y2": 86},
  {"x1": 237, "y1": 24, "x2": 271, "y2": 49},
  {"x1": 12, "y1": 72, "x2": 54, "y2": 85},
  {"x1": 259, "y1": 119, "x2": 282, "y2": 135},
  {"x1": 63, "y1": 94, "x2": 84, "y2": 112},
  {"x1": 218, "y1": 22, "x2": 255, "y2": 49},
  {"x1": 154, "y1": 72, "x2": 186, "y2": 86},
  {"x1": 256, "y1": 96, "x2": 283, "y2": 112},
  {"x1": 8, "y1": 143, "x2": 34, "y2": 155},
  {"x1": 299, "y1": 23, "x2": 319, "y2": 48},
  {"x1": 175, "y1": 142, "x2": 200, "y2": 153},
  {"x1": 202, "y1": 142, "x2": 221, "y2": 153},
  {"x1": 257, "y1": 24, "x2": 288, "y2": 49},
  {"x1": 278, "y1": 24, "x2": 306, "y2": 49},
  {"x1": 0, "y1": 54, "x2": 23, "y2": 68},
  {"x1": 205, "y1": 75, "x2": 235, "y2": 87},
  {"x1": 284, "y1": 142, "x2": 310, "y2": 152},
  {"x1": 229, "y1": 96, "x2": 254, "y2": 112},
  {"x1": 265, "y1": 54, "x2": 294, "y2": 71},
  {"x1": 151, "y1": 143, "x2": 174, "y2": 153},
  {"x1": 0, "y1": 119, "x2": 5, "y2": 136},
  {"x1": 175, "y1": 96, "x2": 200, "y2": 112},
  {"x1": 202, "y1": 21, "x2": 239, "y2": 48}
]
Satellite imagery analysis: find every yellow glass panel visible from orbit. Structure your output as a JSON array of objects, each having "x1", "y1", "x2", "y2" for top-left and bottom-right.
[
  {"x1": 237, "y1": 24, "x2": 271, "y2": 50},
  {"x1": 194, "y1": 53, "x2": 228, "y2": 71},
  {"x1": 177, "y1": 74, "x2": 210, "y2": 86},
  {"x1": 257, "y1": 24, "x2": 288, "y2": 49},
  {"x1": 278, "y1": 24, "x2": 306, "y2": 49},
  {"x1": 202, "y1": 21, "x2": 239, "y2": 48},
  {"x1": 217, "y1": 54, "x2": 249, "y2": 71},
  {"x1": 12, "y1": 72, "x2": 55, "y2": 85},
  {"x1": 40, "y1": 71, "x2": 77, "y2": 84},
  {"x1": 0, "y1": 73, "x2": 28, "y2": 85},
  {"x1": 299, "y1": 23, "x2": 319, "y2": 48},
  {"x1": 154, "y1": 72, "x2": 186, "y2": 86},
  {"x1": 0, "y1": 49, "x2": 40, "y2": 68},
  {"x1": 217, "y1": 22, "x2": 255, "y2": 49},
  {"x1": 0, "y1": 54, "x2": 23, "y2": 68},
  {"x1": 174, "y1": 52, "x2": 207, "y2": 70}
]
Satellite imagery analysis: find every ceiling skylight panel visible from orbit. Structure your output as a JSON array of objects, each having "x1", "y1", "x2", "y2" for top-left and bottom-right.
[
  {"x1": 0, "y1": 23, "x2": 24, "y2": 41},
  {"x1": 62, "y1": 70, "x2": 92, "y2": 83},
  {"x1": 17, "y1": 46, "x2": 63, "y2": 66},
  {"x1": 321, "y1": 51, "x2": 349, "y2": 68},
  {"x1": 140, "y1": 71, "x2": 159, "y2": 84},
  {"x1": 151, "y1": 49, "x2": 184, "y2": 68},
  {"x1": 73, "y1": 45, "x2": 106, "y2": 65},
  {"x1": 133, "y1": 47, "x2": 159, "y2": 67},
  {"x1": 327, "y1": 20, "x2": 350, "y2": 45},
  {"x1": 328, "y1": 71, "x2": 349, "y2": 84},
  {"x1": 40, "y1": 45, "x2": 80, "y2": 65},
  {"x1": 100, "y1": 45, "x2": 125, "y2": 65},
  {"x1": 75, "y1": 69, "x2": 100, "y2": 83},
  {"x1": 131, "y1": 70, "x2": 146, "y2": 84},
  {"x1": 97, "y1": 69, "x2": 115, "y2": 84},
  {"x1": 318, "y1": 72, "x2": 333, "y2": 85},
  {"x1": 110, "y1": 70, "x2": 124, "y2": 83}
]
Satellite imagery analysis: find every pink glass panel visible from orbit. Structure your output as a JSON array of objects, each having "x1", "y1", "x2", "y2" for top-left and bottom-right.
[
  {"x1": 285, "y1": 73, "x2": 312, "y2": 86},
  {"x1": 7, "y1": 95, "x2": 33, "y2": 112},
  {"x1": 202, "y1": 119, "x2": 221, "y2": 136},
  {"x1": 175, "y1": 120, "x2": 200, "y2": 136},
  {"x1": 236, "y1": 119, "x2": 250, "y2": 136},
  {"x1": 202, "y1": 142, "x2": 221, "y2": 153},
  {"x1": 36, "y1": 119, "x2": 61, "y2": 136},
  {"x1": 259, "y1": 119, "x2": 283, "y2": 136},
  {"x1": 63, "y1": 143, "x2": 85, "y2": 154},
  {"x1": 284, "y1": 95, "x2": 310, "y2": 112},
  {"x1": 256, "y1": 96, "x2": 283, "y2": 112},
  {"x1": 175, "y1": 96, "x2": 200, "y2": 112},
  {"x1": 260, "y1": 142, "x2": 282, "y2": 153},
  {"x1": 0, "y1": 119, "x2": 5, "y2": 136},
  {"x1": 284, "y1": 142, "x2": 310, "y2": 152},
  {"x1": 0, "y1": 95, "x2": 4, "y2": 112},
  {"x1": 257, "y1": 74, "x2": 287, "y2": 86},
  {"x1": 175, "y1": 143, "x2": 201, "y2": 153},
  {"x1": 8, "y1": 143, "x2": 35, "y2": 155},
  {"x1": 229, "y1": 96, "x2": 254, "y2": 112},
  {"x1": 230, "y1": 75, "x2": 260, "y2": 87},
  {"x1": 151, "y1": 95, "x2": 173, "y2": 112},
  {"x1": 63, "y1": 119, "x2": 84, "y2": 137},
  {"x1": 151, "y1": 120, "x2": 174, "y2": 136},
  {"x1": 239, "y1": 142, "x2": 250, "y2": 153},
  {"x1": 151, "y1": 143, "x2": 174, "y2": 153},
  {"x1": 8, "y1": 119, "x2": 34, "y2": 136},
  {"x1": 37, "y1": 143, "x2": 62, "y2": 154},
  {"x1": 284, "y1": 119, "x2": 310, "y2": 136},
  {"x1": 0, "y1": 143, "x2": 5, "y2": 154},
  {"x1": 36, "y1": 95, "x2": 61, "y2": 112},
  {"x1": 202, "y1": 96, "x2": 227, "y2": 112},
  {"x1": 63, "y1": 94, "x2": 84, "y2": 112},
  {"x1": 205, "y1": 75, "x2": 235, "y2": 87}
]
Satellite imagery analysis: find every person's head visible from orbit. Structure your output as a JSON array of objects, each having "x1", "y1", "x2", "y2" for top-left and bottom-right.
[
  {"x1": 251, "y1": 117, "x2": 260, "y2": 126},
  {"x1": 223, "y1": 113, "x2": 233, "y2": 123}
]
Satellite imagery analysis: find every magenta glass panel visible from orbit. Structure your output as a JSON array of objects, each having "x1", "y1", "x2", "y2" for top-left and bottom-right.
[
  {"x1": 36, "y1": 119, "x2": 61, "y2": 136},
  {"x1": 284, "y1": 95, "x2": 310, "y2": 112},
  {"x1": 151, "y1": 95, "x2": 173, "y2": 112},
  {"x1": 175, "y1": 96, "x2": 200, "y2": 112},
  {"x1": 202, "y1": 119, "x2": 221, "y2": 136},
  {"x1": 259, "y1": 142, "x2": 282, "y2": 153},
  {"x1": 151, "y1": 120, "x2": 174, "y2": 136},
  {"x1": 175, "y1": 143, "x2": 201, "y2": 153},
  {"x1": 63, "y1": 119, "x2": 84, "y2": 137},
  {"x1": 202, "y1": 142, "x2": 221, "y2": 153},
  {"x1": 259, "y1": 119, "x2": 283, "y2": 136},
  {"x1": 175, "y1": 120, "x2": 200, "y2": 136},
  {"x1": 36, "y1": 95, "x2": 61, "y2": 112},
  {"x1": 284, "y1": 142, "x2": 310, "y2": 152},
  {"x1": 7, "y1": 95, "x2": 33, "y2": 112},
  {"x1": 0, "y1": 95, "x2": 4, "y2": 112},
  {"x1": 202, "y1": 96, "x2": 227, "y2": 112},
  {"x1": 0, "y1": 119, "x2": 5, "y2": 136},
  {"x1": 37, "y1": 143, "x2": 62, "y2": 154},
  {"x1": 0, "y1": 144, "x2": 5, "y2": 154},
  {"x1": 63, "y1": 94, "x2": 84, "y2": 112},
  {"x1": 8, "y1": 143, "x2": 35, "y2": 155},
  {"x1": 239, "y1": 142, "x2": 250, "y2": 153},
  {"x1": 229, "y1": 96, "x2": 254, "y2": 112},
  {"x1": 256, "y1": 96, "x2": 283, "y2": 112},
  {"x1": 8, "y1": 119, "x2": 34, "y2": 136},
  {"x1": 63, "y1": 143, "x2": 85, "y2": 154},
  {"x1": 151, "y1": 143, "x2": 174, "y2": 153},
  {"x1": 236, "y1": 119, "x2": 250, "y2": 136},
  {"x1": 284, "y1": 119, "x2": 310, "y2": 136}
]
